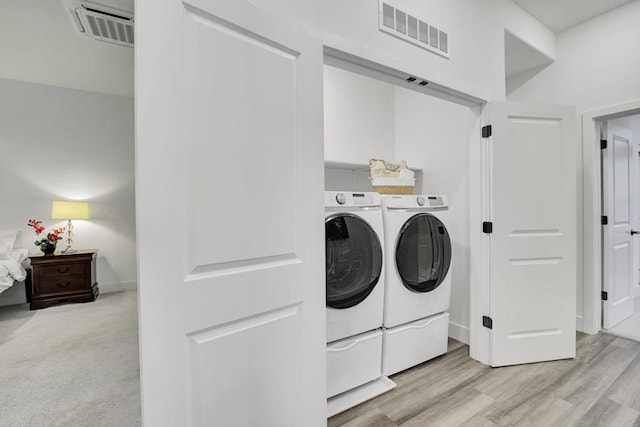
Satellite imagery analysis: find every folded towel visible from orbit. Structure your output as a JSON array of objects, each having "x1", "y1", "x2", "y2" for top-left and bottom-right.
[
  {"x1": 369, "y1": 159, "x2": 408, "y2": 178},
  {"x1": 398, "y1": 169, "x2": 415, "y2": 179}
]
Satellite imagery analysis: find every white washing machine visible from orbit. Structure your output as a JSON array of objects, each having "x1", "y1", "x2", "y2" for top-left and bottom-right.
[
  {"x1": 381, "y1": 194, "x2": 452, "y2": 375},
  {"x1": 325, "y1": 191, "x2": 385, "y2": 342},
  {"x1": 325, "y1": 191, "x2": 386, "y2": 399}
]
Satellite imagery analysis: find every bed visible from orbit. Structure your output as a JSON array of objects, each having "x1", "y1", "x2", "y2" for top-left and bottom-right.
[
  {"x1": 0, "y1": 230, "x2": 31, "y2": 302},
  {"x1": 0, "y1": 248, "x2": 29, "y2": 295}
]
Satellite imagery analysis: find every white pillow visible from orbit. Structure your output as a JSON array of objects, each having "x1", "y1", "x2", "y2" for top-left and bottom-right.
[
  {"x1": 0, "y1": 237, "x2": 13, "y2": 260},
  {"x1": 0, "y1": 229, "x2": 19, "y2": 248}
]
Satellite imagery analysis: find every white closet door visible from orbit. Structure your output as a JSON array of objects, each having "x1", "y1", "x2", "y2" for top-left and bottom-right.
[
  {"x1": 636, "y1": 141, "x2": 640, "y2": 299},
  {"x1": 602, "y1": 124, "x2": 635, "y2": 329},
  {"x1": 479, "y1": 101, "x2": 577, "y2": 367},
  {"x1": 136, "y1": 0, "x2": 325, "y2": 425}
]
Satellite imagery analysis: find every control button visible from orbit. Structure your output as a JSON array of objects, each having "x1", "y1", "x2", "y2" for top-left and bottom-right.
[
  {"x1": 416, "y1": 196, "x2": 426, "y2": 206},
  {"x1": 336, "y1": 193, "x2": 346, "y2": 205}
]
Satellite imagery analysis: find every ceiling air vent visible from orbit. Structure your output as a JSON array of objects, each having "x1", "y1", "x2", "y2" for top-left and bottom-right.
[
  {"x1": 63, "y1": 0, "x2": 134, "y2": 48},
  {"x1": 379, "y1": 0, "x2": 449, "y2": 59}
]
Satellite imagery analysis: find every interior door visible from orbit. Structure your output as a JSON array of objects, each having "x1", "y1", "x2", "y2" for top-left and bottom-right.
[
  {"x1": 481, "y1": 101, "x2": 577, "y2": 367},
  {"x1": 635, "y1": 141, "x2": 640, "y2": 300},
  {"x1": 602, "y1": 123, "x2": 635, "y2": 328},
  {"x1": 136, "y1": 0, "x2": 325, "y2": 426}
]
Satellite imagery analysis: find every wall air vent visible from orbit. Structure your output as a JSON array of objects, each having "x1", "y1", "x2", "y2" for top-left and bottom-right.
[
  {"x1": 379, "y1": 0, "x2": 449, "y2": 59},
  {"x1": 63, "y1": 0, "x2": 134, "y2": 48}
]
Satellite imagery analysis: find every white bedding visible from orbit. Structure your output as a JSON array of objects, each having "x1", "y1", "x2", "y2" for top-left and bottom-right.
[{"x1": 0, "y1": 249, "x2": 28, "y2": 294}]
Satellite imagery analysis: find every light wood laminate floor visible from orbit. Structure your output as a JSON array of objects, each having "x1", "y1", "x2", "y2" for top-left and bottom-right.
[{"x1": 329, "y1": 333, "x2": 640, "y2": 427}]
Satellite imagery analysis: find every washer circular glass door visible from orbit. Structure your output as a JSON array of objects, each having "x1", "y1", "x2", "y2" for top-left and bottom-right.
[
  {"x1": 395, "y1": 213, "x2": 451, "y2": 293},
  {"x1": 325, "y1": 214, "x2": 383, "y2": 309}
]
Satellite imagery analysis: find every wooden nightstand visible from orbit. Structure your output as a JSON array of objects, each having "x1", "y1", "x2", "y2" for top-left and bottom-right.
[{"x1": 29, "y1": 249, "x2": 99, "y2": 310}]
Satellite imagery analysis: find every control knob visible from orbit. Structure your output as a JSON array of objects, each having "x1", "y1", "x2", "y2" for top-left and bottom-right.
[
  {"x1": 416, "y1": 196, "x2": 426, "y2": 206},
  {"x1": 336, "y1": 193, "x2": 346, "y2": 205}
]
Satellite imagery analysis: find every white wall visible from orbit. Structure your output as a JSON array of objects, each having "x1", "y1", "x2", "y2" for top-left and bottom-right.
[
  {"x1": 506, "y1": 0, "x2": 640, "y2": 329},
  {"x1": 248, "y1": 0, "x2": 555, "y2": 102},
  {"x1": 395, "y1": 87, "x2": 479, "y2": 343},
  {"x1": 0, "y1": 79, "x2": 136, "y2": 303},
  {"x1": 324, "y1": 65, "x2": 396, "y2": 164},
  {"x1": 507, "y1": 0, "x2": 640, "y2": 111}
]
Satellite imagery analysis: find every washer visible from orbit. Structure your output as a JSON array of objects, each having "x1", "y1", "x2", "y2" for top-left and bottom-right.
[
  {"x1": 325, "y1": 191, "x2": 385, "y2": 343},
  {"x1": 381, "y1": 194, "x2": 452, "y2": 375}
]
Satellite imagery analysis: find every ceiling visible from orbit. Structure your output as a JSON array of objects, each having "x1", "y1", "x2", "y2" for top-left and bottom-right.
[
  {"x1": 0, "y1": 0, "x2": 133, "y2": 97},
  {"x1": 512, "y1": 0, "x2": 636, "y2": 33},
  {"x1": 0, "y1": 0, "x2": 634, "y2": 97}
]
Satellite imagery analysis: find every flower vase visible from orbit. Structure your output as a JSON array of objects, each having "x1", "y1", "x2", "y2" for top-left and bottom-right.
[{"x1": 40, "y1": 241, "x2": 57, "y2": 255}]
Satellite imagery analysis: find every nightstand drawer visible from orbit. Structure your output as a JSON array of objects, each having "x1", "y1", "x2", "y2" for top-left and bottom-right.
[
  {"x1": 39, "y1": 263, "x2": 85, "y2": 278},
  {"x1": 39, "y1": 276, "x2": 86, "y2": 294}
]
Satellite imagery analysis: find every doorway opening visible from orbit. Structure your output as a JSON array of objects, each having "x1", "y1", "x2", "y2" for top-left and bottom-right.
[
  {"x1": 322, "y1": 48, "x2": 483, "y2": 413},
  {"x1": 599, "y1": 113, "x2": 640, "y2": 340},
  {"x1": 582, "y1": 100, "x2": 640, "y2": 338},
  {"x1": 322, "y1": 48, "x2": 483, "y2": 347}
]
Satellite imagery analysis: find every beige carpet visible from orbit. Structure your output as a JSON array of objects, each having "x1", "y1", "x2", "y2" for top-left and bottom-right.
[{"x1": 0, "y1": 290, "x2": 141, "y2": 426}]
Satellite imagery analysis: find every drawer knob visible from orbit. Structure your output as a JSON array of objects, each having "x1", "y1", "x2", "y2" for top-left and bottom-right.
[
  {"x1": 57, "y1": 282, "x2": 71, "y2": 288},
  {"x1": 57, "y1": 266, "x2": 71, "y2": 273}
]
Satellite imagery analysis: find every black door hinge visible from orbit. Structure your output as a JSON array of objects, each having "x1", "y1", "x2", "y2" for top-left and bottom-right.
[
  {"x1": 601, "y1": 139, "x2": 608, "y2": 149},
  {"x1": 601, "y1": 291, "x2": 608, "y2": 301},
  {"x1": 482, "y1": 125, "x2": 492, "y2": 138},
  {"x1": 482, "y1": 316, "x2": 493, "y2": 329},
  {"x1": 483, "y1": 222, "x2": 493, "y2": 234},
  {"x1": 601, "y1": 216, "x2": 608, "y2": 225}
]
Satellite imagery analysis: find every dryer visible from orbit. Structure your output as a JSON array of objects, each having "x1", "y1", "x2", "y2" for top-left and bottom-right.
[{"x1": 381, "y1": 194, "x2": 452, "y2": 375}]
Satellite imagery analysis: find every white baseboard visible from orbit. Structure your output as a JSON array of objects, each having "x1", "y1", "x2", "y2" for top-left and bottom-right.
[
  {"x1": 448, "y1": 321, "x2": 470, "y2": 345},
  {"x1": 576, "y1": 315, "x2": 585, "y2": 333},
  {"x1": 100, "y1": 280, "x2": 137, "y2": 294}
]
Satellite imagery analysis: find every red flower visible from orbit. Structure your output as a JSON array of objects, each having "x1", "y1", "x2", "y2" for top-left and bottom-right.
[
  {"x1": 47, "y1": 233, "x2": 63, "y2": 242},
  {"x1": 27, "y1": 219, "x2": 46, "y2": 235},
  {"x1": 27, "y1": 219, "x2": 65, "y2": 243}
]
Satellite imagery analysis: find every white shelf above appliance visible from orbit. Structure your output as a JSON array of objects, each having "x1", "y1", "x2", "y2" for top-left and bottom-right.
[{"x1": 324, "y1": 160, "x2": 423, "y2": 172}]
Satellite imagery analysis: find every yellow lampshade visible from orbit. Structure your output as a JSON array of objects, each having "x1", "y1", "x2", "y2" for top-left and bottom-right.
[{"x1": 51, "y1": 201, "x2": 90, "y2": 220}]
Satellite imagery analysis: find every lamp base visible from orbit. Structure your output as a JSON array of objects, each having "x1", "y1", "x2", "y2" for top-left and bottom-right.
[{"x1": 62, "y1": 220, "x2": 76, "y2": 254}]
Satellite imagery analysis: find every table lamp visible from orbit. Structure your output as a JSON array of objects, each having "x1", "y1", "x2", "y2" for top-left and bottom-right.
[{"x1": 51, "y1": 201, "x2": 90, "y2": 253}]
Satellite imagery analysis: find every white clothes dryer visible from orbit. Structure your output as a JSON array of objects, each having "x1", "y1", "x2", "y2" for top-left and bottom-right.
[
  {"x1": 325, "y1": 191, "x2": 385, "y2": 343},
  {"x1": 380, "y1": 194, "x2": 452, "y2": 375},
  {"x1": 381, "y1": 194, "x2": 452, "y2": 328}
]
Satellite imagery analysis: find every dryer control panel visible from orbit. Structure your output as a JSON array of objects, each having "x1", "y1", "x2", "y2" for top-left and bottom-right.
[
  {"x1": 381, "y1": 194, "x2": 448, "y2": 210},
  {"x1": 325, "y1": 191, "x2": 381, "y2": 208}
]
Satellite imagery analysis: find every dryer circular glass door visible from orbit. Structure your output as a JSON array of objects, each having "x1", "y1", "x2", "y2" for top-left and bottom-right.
[
  {"x1": 325, "y1": 214, "x2": 383, "y2": 309},
  {"x1": 395, "y1": 213, "x2": 451, "y2": 293}
]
